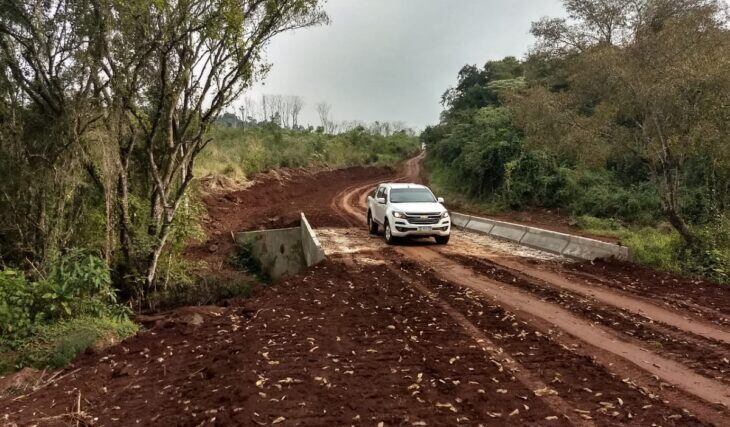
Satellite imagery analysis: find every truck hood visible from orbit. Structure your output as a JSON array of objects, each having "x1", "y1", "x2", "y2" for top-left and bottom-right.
[{"x1": 390, "y1": 202, "x2": 446, "y2": 214}]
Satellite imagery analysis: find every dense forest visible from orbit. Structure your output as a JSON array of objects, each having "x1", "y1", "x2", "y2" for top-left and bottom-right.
[{"x1": 424, "y1": 0, "x2": 730, "y2": 282}]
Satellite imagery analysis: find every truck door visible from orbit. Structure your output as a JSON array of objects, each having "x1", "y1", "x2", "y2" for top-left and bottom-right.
[{"x1": 373, "y1": 186, "x2": 387, "y2": 223}]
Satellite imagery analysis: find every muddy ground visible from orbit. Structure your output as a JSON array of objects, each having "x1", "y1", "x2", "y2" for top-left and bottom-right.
[{"x1": 2, "y1": 156, "x2": 729, "y2": 426}]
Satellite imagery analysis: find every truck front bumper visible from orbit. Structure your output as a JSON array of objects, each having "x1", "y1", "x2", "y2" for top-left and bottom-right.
[{"x1": 390, "y1": 219, "x2": 451, "y2": 237}]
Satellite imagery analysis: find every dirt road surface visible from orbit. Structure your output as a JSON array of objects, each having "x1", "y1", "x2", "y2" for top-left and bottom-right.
[{"x1": 2, "y1": 154, "x2": 729, "y2": 426}]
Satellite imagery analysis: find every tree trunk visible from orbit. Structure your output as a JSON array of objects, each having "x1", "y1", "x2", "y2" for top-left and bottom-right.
[
  {"x1": 104, "y1": 193, "x2": 114, "y2": 264},
  {"x1": 116, "y1": 171, "x2": 133, "y2": 266},
  {"x1": 664, "y1": 203, "x2": 697, "y2": 245},
  {"x1": 651, "y1": 114, "x2": 697, "y2": 246},
  {"x1": 144, "y1": 231, "x2": 169, "y2": 295}
]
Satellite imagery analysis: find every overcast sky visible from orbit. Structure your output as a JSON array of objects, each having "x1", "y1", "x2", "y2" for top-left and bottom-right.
[{"x1": 242, "y1": 0, "x2": 566, "y2": 130}]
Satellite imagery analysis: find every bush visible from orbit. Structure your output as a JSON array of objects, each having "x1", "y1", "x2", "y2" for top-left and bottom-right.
[
  {"x1": 4, "y1": 316, "x2": 137, "y2": 373},
  {"x1": 0, "y1": 270, "x2": 36, "y2": 337},
  {"x1": 622, "y1": 228, "x2": 683, "y2": 273},
  {"x1": 0, "y1": 251, "x2": 128, "y2": 341},
  {"x1": 576, "y1": 215, "x2": 683, "y2": 272},
  {"x1": 42, "y1": 250, "x2": 120, "y2": 319},
  {"x1": 680, "y1": 218, "x2": 730, "y2": 284}
]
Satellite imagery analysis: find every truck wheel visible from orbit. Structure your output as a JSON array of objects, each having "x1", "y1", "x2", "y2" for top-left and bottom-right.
[
  {"x1": 367, "y1": 211, "x2": 378, "y2": 235},
  {"x1": 435, "y1": 235, "x2": 450, "y2": 245},
  {"x1": 384, "y1": 222, "x2": 397, "y2": 245}
]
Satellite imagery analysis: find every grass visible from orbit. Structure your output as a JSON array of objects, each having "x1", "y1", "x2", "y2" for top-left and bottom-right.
[
  {"x1": 195, "y1": 125, "x2": 420, "y2": 181},
  {"x1": 1, "y1": 316, "x2": 138, "y2": 375}
]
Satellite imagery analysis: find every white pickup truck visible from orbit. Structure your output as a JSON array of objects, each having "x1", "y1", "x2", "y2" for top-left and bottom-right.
[{"x1": 366, "y1": 183, "x2": 451, "y2": 245}]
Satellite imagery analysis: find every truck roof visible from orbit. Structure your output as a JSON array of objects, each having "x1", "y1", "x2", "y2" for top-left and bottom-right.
[{"x1": 379, "y1": 183, "x2": 428, "y2": 189}]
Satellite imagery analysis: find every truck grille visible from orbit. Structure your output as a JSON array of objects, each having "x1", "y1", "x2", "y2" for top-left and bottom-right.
[{"x1": 405, "y1": 213, "x2": 441, "y2": 225}]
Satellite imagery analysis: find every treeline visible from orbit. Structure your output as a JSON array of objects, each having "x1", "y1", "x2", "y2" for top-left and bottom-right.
[
  {"x1": 424, "y1": 0, "x2": 730, "y2": 282},
  {"x1": 199, "y1": 123, "x2": 420, "y2": 180},
  {"x1": 221, "y1": 95, "x2": 416, "y2": 137}
]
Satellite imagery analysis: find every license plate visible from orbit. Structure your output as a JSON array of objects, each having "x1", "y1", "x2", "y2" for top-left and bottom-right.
[{"x1": 418, "y1": 226, "x2": 432, "y2": 231}]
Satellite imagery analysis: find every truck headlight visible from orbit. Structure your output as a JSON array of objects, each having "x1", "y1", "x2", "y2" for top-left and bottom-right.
[
  {"x1": 393, "y1": 211, "x2": 405, "y2": 218},
  {"x1": 441, "y1": 211, "x2": 450, "y2": 219}
]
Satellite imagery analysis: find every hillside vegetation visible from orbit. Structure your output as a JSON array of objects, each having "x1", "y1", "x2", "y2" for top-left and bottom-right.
[
  {"x1": 197, "y1": 123, "x2": 420, "y2": 180},
  {"x1": 423, "y1": 0, "x2": 730, "y2": 283}
]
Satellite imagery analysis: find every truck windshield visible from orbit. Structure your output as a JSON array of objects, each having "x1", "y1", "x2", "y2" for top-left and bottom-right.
[{"x1": 390, "y1": 188, "x2": 436, "y2": 203}]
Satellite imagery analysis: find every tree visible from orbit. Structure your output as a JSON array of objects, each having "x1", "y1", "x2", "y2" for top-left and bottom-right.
[
  {"x1": 0, "y1": 0, "x2": 108, "y2": 265},
  {"x1": 290, "y1": 95, "x2": 304, "y2": 128},
  {"x1": 522, "y1": 0, "x2": 730, "y2": 244},
  {"x1": 316, "y1": 102, "x2": 334, "y2": 133},
  {"x1": 0, "y1": 0, "x2": 328, "y2": 297},
  {"x1": 93, "y1": 0, "x2": 327, "y2": 293}
]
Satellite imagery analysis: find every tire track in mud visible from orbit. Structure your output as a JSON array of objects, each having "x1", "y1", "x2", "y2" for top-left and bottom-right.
[
  {"x1": 448, "y1": 253, "x2": 730, "y2": 387},
  {"x1": 385, "y1": 264, "x2": 596, "y2": 427},
  {"x1": 473, "y1": 254, "x2": 730, "y2": 345},
  {"x1": 333, "y1": 154, "x2": 730, "y2": 424},
  {"x1": 399, "y1": 247, "x2": 730, "y2": 416}
]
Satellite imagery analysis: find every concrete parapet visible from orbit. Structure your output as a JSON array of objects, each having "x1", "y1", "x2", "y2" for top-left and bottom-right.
[
  {"x1": 301, "y1": 213, "x2": 326, "y2": 267},
  {"x1": 234, "y1": 213, "x2": 326, "y2": 281},
  {"x1": 453, "y1": 212, "x2": 632, "y2": 261}
]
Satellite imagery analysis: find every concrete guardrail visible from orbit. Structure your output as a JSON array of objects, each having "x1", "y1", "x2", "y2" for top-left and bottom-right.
[
  {"x1": 452, "y1": 212, "x2": 632, "y2": 261},
  {"x1": 301, "y1": 212, "x2": 326, "y2": 267},
  {"x1": 234, "y1": 213, "x2": 326, "y2": 280}
]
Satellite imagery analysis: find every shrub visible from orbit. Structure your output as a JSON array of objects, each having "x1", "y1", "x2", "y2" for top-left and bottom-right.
[
  {"x1": 10, "y1": 315, "x2": 137, "y2": 372},
  {"x1": 622, "y1": 228, "x2": 683, "y2": 273},
  {"x1": 0, "y1": 270, "x2": 36, "y2": 337},
  {"x1": 0, "y1": 251, "x2": 128, "y2": 341},
  {"x1": 680, "y1": 217, "x2": 730, "y2": 284},
  {"x1": 41, "y1": 249, "x2": 119, "y2": 319}
]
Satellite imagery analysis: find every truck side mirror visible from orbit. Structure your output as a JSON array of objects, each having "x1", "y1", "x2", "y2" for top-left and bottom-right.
[
  {"x1": 377, "y1": 197, "x2": 386, "y2": 204},
  {"x1": 437, "y1": 197, "x2": 445, "y2": 204}
]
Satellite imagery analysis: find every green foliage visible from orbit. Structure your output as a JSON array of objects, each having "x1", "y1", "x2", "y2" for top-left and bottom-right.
[
  {"x1": 0, "y1": 270, "x2": 36, "y2": 337},
  {"x1": 196, "y1": 125, "x2": 420, "y2": 180},
  {"x1": 41, "y1": 250, "x2": 119, "y2": 319},
  {"x1": 575, "y1": 215, "x2": 730, "y2": 284},
  {"x1": 575, "y1": 216, "x2": 682, "y2": 272},
  {"x1": 2, "y1": 315, "x2": 137, "y2": 374},
  {"x1": 0, "y1": 251, "x2": 128, "y2": 342},
  {"x1": 680, "y1": 218, "x2": 730, "y2": 284},
  {"x1": 425, "y1": 4, "x2": 730, "y2": 283}
]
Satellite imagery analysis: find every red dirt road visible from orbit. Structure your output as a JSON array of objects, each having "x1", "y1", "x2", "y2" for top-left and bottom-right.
[{"x1": 2, "y1": 155, "x2": 729, "y2": 426}]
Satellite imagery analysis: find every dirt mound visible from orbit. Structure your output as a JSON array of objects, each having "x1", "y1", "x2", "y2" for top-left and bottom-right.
[
  {"x1": 185, "y1": 164, "x2": 395, "y2": 283},
  {"x1": 0, "y1": 368, "x2": 44, "y2": 399},
  {"x1": 197, "y1": 174, "x2": 249, "y2": 195}
]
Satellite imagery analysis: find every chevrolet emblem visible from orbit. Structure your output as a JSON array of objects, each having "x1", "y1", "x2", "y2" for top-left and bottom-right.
[{"x1": 420, "y1": 215, "x2": 428, "y2": 219}]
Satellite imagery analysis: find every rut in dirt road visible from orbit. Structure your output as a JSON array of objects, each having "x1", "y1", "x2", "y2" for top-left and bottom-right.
[{"x1": 336, "y1": 154, "x2": 730, "y2": 425}]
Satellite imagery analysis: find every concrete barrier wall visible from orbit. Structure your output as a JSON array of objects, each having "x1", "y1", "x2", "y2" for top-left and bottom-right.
[
  {"x1": 300, "y1": 213, "x2": 326, "y2": 267},
  {"x1": 234, "y1": 213, "x2": 326, "y2": 281},
  {"x1": 234, "y1": 227, "x2": 304, "y2": 280},
  {"x1": 451, "y1": 212, "x2": 631, "y2": 261}
]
